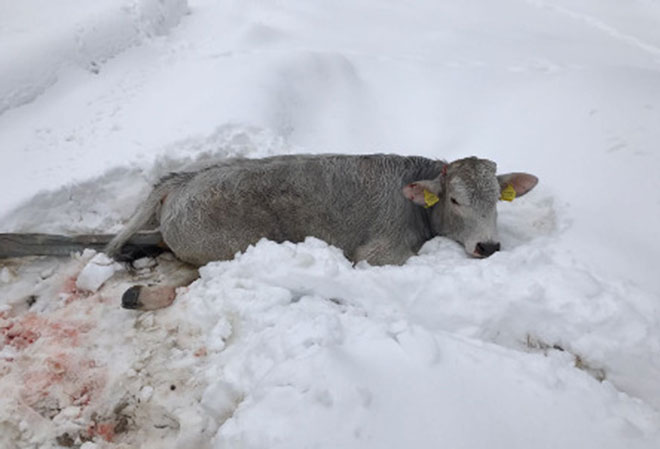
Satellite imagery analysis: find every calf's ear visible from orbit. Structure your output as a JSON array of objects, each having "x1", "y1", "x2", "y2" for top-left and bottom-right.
[
  {"x1": 402, "y1": 180, "x2": 442, "y2": 207},
  {"x1": 497, "y1": 173, "x2": 538, "y2": 199}
]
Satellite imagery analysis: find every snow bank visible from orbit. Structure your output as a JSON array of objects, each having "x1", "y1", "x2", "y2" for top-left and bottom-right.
[
  {"x1": 2, "y1": 237, "x2": 659, "y2": 448},
  {"x1": 218, "y1": 232, "x2": 660, "y2": 447},
  {"x1": 0, "y1": 0, "x2": 188, "y2": 114}
]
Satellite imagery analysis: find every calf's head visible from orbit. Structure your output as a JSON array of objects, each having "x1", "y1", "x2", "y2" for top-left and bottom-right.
[{"x1": 403, "y1": 157, "x2": 538, "y2": 258}]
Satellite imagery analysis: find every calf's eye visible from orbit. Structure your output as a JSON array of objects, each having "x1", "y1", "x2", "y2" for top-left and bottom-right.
[{"x1": 450, "y1": 197, "x2": 460, "y2": 206}]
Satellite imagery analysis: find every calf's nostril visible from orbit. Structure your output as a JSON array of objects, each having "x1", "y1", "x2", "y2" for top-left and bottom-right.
[{"x1": 476, "y1": 242, "x2": 501, "y2": 257}]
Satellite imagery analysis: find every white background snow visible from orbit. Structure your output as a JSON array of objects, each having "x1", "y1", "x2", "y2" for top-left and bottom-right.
[{"x1": 1, "y1": 0, "x2": 659, "y2": 448}]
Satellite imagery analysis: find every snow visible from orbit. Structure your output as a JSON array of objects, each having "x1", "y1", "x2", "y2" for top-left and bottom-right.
[
  {"x1": 75, "y1": 252, "x2": 121, "y2": 293},
  {"x1": 0, "y1": 0, "x2": 188, "y2": 114},
  {"x1": 1, "y1": 0, "x2": 660, "y2": 448}
]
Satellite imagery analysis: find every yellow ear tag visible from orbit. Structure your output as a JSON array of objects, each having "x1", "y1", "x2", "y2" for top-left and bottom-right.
[
  {"x1": 424, "y1": 189, "x2": 440, "y2": 208},
  {"x1": 500, "y1": 184, "x2": 516, "y2": 202}
]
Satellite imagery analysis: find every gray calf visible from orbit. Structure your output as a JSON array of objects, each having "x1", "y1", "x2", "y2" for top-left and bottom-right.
[{"x1": 106, "y1": 154, "x2": 537, "y2": 309}]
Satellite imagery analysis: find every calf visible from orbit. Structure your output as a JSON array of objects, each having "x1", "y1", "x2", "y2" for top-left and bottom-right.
[{"x1": 105, "y1": 154, "x2": 538, "y2": 310}]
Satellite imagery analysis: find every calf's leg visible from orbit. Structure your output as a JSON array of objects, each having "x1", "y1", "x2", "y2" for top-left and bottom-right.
[{"x1": 121, "y1": 265, "x2": 199, "y2": 311}]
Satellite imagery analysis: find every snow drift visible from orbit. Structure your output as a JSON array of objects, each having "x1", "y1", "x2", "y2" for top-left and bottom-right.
[{"x1": 0, "y1": 0, "x2": 188, "y2": 114}]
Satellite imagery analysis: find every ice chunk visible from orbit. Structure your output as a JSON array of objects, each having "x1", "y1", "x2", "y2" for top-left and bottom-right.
[{"x1": 75, "y1": 253, "x2": 121, "y2": 292}]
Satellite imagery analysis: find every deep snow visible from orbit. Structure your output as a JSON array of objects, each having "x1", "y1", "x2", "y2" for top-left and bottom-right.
[{"x1": 1, "y1": 0, "x2": 660, "y2": 448}]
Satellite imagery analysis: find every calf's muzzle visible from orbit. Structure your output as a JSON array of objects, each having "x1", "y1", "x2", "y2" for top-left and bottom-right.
[{"x1": 475, "y1": 241, "x2": 500, "y2": 258}]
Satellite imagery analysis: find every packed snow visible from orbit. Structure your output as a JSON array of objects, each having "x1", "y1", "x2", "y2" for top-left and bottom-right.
[{"x1": 1, "y1": 0, "x2": 659, "y2": 448}]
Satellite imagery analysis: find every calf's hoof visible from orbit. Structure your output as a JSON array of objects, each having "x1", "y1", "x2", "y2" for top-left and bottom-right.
[
  {"x1": 122, "y1": 285, "x2": 143, "y2": 309},
  {"x1": 121, "y1": 284, "x2": 177, "y2": 310}
]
